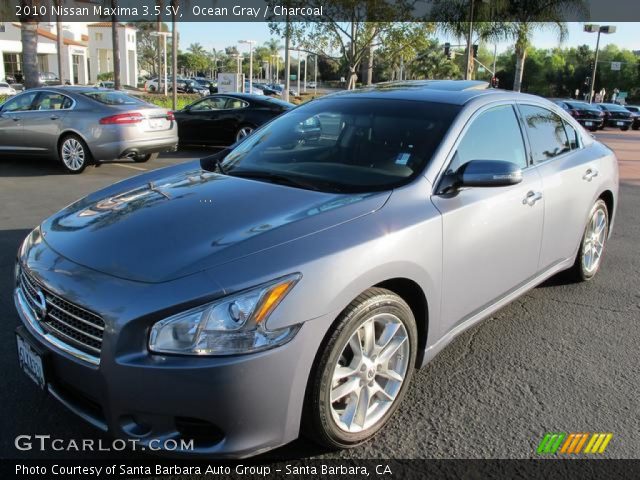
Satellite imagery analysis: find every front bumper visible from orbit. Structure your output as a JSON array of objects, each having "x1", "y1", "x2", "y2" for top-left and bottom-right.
[
  {"x1": 604, "y1": 118, "x2": 633, "y2": 128},
  {"x1": 14, "y1": 284, "x2": 326, "y2": 458}
]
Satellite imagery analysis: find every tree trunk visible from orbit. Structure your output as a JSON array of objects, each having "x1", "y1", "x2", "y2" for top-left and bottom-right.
[
  {"x1": 513, "y1": 47, "x2": 526, "y2": 92},
  {"x1": 20, "y1": 20, "x2": 39, "y2": 89},
  {"x1": 366, "y1": 42, "x2": 374, "y2": 85},
  {"x1": 111, "y1": 0, "x2": 121, "y2": 89},
  {"x1": 56, "y1": 0, "x2": 64, "y2": 84}
]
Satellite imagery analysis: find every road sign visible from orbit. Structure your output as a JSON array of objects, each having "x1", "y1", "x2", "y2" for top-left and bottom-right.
[{"x1": 611, "y1": 62, "x2": 621, "y2": 71}]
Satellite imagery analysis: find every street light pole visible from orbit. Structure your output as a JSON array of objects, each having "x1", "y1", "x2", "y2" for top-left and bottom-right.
[
  {"x1": 239, "y1": 40, "x2": 255, "y2": 93},
  {"x1": 152, "y1": 31, "x2": 170, "y2": 96},
  {"x1": 297, "y1": 50, "x2": 301, "y2": 95},
  {"x1": 585, "y1": 24, "x2": 616, "y2": 103},
  {"x1": 314, "y1": 54, "x2": 317, "y2": 94}
]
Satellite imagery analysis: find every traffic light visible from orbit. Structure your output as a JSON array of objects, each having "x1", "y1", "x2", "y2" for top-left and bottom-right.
[
  {"x1": 444, "y1": 43, "x2": 450, "y2": 58},
  {"x1": 472, "y1": 44, "x2": 478, "y2": 58}
]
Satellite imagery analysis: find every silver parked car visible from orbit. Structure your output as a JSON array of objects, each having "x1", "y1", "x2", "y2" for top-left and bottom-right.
[
  {"x1": 0, "y1": 87, "x2": 178, "y2": 173},
  {"x1": 14, "y1": 81, "x2": 617, "y2": 456}
]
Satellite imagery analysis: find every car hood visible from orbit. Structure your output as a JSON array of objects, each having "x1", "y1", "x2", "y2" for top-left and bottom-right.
[{"x1": 41, "y1": 161, "x2": 390, "y2": 283}]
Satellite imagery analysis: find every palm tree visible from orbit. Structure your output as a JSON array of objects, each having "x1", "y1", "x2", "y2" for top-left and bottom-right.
[
  {"x1": 497, "y1": 0, "x2": 586, "y2": 92},
  {"x1": 55, "y1": 0, "x2": 64, "y2": 84},
  {"x1": 111, "y1": 0, "x2": 121, "y2": 89},
  {"x1": 187, "y1": 43, "x2": 205, "y2": 56},
  {"x1": 19, "y1": 1, "x2": 39, "y2": 89}
]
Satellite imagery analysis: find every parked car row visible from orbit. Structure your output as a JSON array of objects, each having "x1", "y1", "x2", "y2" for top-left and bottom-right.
[
  {"x1": 0, "y1": 86, "x2": 294, "y2": 173},
  {"x1": 551, "y1": 98, "x2": 639, "y2": 131}
]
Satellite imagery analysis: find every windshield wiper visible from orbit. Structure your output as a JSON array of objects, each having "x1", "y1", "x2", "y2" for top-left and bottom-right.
[
  {"x1": 227, "y1": 170, "x2": 337, "y2": 192},
  {"x1": 200, "y1": 149, "x2": 230, "y2": 174}
]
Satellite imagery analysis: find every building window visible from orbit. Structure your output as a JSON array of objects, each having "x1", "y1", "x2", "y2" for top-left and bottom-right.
[
  {"x1": 95, "y1": 32, "x2": 103, "y2": 41},
  {"x1": 3, "y1": 53, "x2": 21, "y2": 78},
  {"x1": 37, "y1": 54, "x2": 48, "y2": 73}
]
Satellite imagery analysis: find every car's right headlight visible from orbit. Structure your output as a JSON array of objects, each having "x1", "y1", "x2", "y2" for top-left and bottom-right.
[{"x1": 148, "y1": 274, "x2": 301, "y2": 356}]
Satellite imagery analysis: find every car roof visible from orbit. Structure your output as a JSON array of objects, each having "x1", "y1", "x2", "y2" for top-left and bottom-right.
[{"x1": 319, "y1": 80, "x2": 528, "y2": 106}]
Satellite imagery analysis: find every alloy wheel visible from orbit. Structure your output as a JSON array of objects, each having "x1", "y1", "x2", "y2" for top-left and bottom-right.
[
  {"x1": 61, "y1": 138, "x2": 86, "y2": 171},
  {"x1": 582, "y1": 206, "x2": 607, "y2": 274},
  {"x1": 236, "y1": 126, "x2": 254, "y2": 142},
  {"x1": 329, "y1": 313, "x2": 410, "y2": 433}
]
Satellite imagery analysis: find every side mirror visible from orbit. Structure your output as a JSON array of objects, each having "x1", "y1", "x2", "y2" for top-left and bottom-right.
[{"x1": 458, "y1": 160, "x2": 523, "y2": 187}]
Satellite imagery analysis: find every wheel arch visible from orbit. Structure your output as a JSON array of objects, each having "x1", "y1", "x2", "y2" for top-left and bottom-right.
[{"x1": 57, "y1": 130, "x2": 94, "y2": 160}]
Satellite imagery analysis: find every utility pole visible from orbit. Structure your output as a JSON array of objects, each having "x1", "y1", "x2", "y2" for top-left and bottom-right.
[
  {"x1": 314, "y1": 54, "x2": 317, "y2": 94},
  {"x1": 283, "y1": 18, "x2": 291, "y2": 102},
  {"x1": 171, "y1": 0, "x2": 178, "y2": 111},
  {"x1": 584, "y1": 24, "x2": 616, "y2": 103}
]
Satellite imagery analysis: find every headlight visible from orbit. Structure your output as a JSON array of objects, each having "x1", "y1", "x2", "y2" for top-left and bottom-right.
[{"x1": 149, "y1": 274, "x2": 301, "y2": 356}]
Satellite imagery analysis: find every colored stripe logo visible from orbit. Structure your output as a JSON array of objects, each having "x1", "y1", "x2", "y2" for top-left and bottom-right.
[{"x1": 537, "y1": 433, "x2": 613, "y2": 454}]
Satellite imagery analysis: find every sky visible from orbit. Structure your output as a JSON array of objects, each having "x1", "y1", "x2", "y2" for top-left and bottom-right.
[{"x1": 178, "y1": 22, "x2": 640, "y2": 56}]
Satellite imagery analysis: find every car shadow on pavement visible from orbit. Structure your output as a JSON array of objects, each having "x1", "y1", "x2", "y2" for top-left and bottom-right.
[{"x1": 0, "y1": 156, "x2": 66, "y2": 177}]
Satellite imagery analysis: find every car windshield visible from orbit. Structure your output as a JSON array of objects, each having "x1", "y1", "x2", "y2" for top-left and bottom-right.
[
  {"x1": 218, "y1": 98, "x2": 459, "y2": 193},
  {"x1": 603, "y1": 104, "x2": 627, "y2": 112},
  {"x1": 83, "y1": 91, "x2": 145, "y2": 105}
]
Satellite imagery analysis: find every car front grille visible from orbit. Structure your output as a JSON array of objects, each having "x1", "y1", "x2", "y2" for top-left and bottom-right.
[{"x1": 19, "y1": 269, "x2": 104, "y2": 359}]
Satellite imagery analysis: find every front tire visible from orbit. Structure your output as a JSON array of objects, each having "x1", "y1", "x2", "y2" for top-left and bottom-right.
[
  {"x1": 621, "y1": 126, "x2": 630, "y2": 131},
  {"x1": 303, "y1": 288, "x2": 417, "y2": 449},
  {"x1": 59, "y1": 134, "x2": 92, "y2": 174},
  {"x1": 568, "y1": 199, "x2": 609, "y2": 282}
]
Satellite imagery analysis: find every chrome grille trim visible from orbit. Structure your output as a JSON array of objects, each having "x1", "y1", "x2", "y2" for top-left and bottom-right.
[{"x1": 18, "y1": 268, "x2": 104, "y2": 363}]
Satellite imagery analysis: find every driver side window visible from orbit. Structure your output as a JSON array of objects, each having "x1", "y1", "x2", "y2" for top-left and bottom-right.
[
  {"x1": 448, "y1": 104, "x2": 527, "y2": 173},
  {"x1": 2, "y1": 92, "x2": 38, "y2": 112}
]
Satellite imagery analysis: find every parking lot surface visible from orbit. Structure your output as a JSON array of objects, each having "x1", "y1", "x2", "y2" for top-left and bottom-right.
[{"x1": 0, "y1": 131, "x2": 638, "y2": 460}]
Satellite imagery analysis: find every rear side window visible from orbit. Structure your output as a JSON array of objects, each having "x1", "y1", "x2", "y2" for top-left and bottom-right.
[
  {"x1": 520, "y1": 105, "x2": 569, "y2": 163},
  {"x1": 83, "y1": 91, "x2": 145, "y2": 106},
  {"x1": 34, "y1": 92, "x2": 73, "y2": 110},
  {"x1": 563, "y1": 121, "x2": 580, "y2": 150},
  {"x1": 448, "y1": 104, "x2": 527, "y2": 173}
]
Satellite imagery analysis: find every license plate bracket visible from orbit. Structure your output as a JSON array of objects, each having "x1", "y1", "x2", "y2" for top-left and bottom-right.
[{"x1": 16, "y1": 328, "x2": 48, "y2": 390}]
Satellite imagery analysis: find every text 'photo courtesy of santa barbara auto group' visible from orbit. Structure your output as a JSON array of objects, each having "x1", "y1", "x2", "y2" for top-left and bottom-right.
[{"x1": 1, "y1": 0, "x2": 640, "y2": 479}]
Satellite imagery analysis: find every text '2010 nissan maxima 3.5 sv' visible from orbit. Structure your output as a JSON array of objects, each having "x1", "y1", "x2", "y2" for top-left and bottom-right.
[{"x1": 14, "y1": 81, "x2": 618, "y2": 457}]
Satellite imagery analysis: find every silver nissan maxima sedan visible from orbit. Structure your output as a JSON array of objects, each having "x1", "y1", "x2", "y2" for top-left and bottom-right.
[
  {"x1": 0, "y1": 87, "x2": 178, "y2": 173},
  {"x1": 14, "y1": 81, "x2": 618, "y2": 457}
]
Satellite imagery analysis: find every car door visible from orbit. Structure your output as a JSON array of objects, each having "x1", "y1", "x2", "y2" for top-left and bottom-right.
[
  {"x1": 431, "y1": 103, "x2": 545, "y2": 332},
  {"x1": 0, "y1": 91, "x2": 39, "y2": 153},
  {"x1": 177, "y1": 96, "x2": 228, "y2": 145},
  {"x1": 220, "y1": 97, "x2": 250, "y2": 143},
  {"x1": 21, "y1": 91, "x2": 73, "y2": 156},
  {"x1": 518, "y1": 104, "x2": 603, "y2": 270}
]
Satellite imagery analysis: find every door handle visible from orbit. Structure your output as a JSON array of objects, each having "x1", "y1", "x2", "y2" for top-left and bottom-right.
[
  {"x1": 583, "y1": 168, "x2": 599, "y2": 182},
  {"x1": 523, "y1": 191, "x2": 543, "y2": 206},
  {"x1": 50, "y1": 115, "x2": 59, "y2": 120},
  {"x1": 11, "y1": 116, "x2": 19, "y2": 122}
]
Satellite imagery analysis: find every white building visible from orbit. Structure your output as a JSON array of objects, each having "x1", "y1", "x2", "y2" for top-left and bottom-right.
[
  {"x1": 0, "y1": 21, "x2": 137, "y2": 86},
  {"x1": 87, "y1": 23, "x2": 137, "y2": 86}
]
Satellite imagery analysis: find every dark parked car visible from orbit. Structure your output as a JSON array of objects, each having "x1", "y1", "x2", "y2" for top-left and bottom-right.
[
  {"x1": 623, "y1": 105, "x2": 640, "y2": 130},
  {"x1": 170, "y1": 79, "x2": 209, "y2": 96},
  {"x1": 595, "y1": 103, "x2": 633, "y2": 130},
  {"x1": 174, "y1": 93, "x2": 294, "y2": 145},
  {"x1": 551, "y1": 99, "x2": 604, "y2": 131}
]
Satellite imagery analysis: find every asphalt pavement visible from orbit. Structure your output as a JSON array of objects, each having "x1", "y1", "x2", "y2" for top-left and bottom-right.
[{"x1": 0, "y1": 132, "x2": 638, "y2": 460}]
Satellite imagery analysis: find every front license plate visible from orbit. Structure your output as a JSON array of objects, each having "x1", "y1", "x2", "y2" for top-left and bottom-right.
[
  {"x1": 16, "y1": 333, "x2": 46, "y2": 390},
  {"x1": 585, "y1": 121, "x2": 593, "y2": 126},
  {"x1": 617, "y1": 121, "x2": 624, "y2": 126}
]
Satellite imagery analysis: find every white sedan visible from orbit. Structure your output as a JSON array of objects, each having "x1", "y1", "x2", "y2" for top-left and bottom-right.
[{"x1": 0, "y1": 82, "x2": 17, "y2": 96}]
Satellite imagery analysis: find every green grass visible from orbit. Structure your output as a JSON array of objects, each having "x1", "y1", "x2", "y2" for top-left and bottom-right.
[{"x1": 139, "y1": 94, "x2": 200, "y2": 110}]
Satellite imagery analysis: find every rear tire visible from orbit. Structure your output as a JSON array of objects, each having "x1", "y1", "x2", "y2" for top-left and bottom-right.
[
  {"x1": 58, "y1": 134, "x2": 92, "y2": 174},
  {"x1": 133, "y1": 152, "x2": 158, "y2": 163},
  {"x1": 621, "y1": 126, "x2": 630, "y2": 131},
  {"x1": 567, "y1": 199, "x2": 609, "y2": 282},
  {"x1": 589, "y1": 126, "x2": 599, "y2": 132},
  {"x1": 632, "y1": 124, "x2": 639, "y2": 131},
  {"x1": 148, "y1": 85, "x2": 156, "y2": 93},
  {"x1": 303, "y1": 288, "x2": 417, "y2": 449}
]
